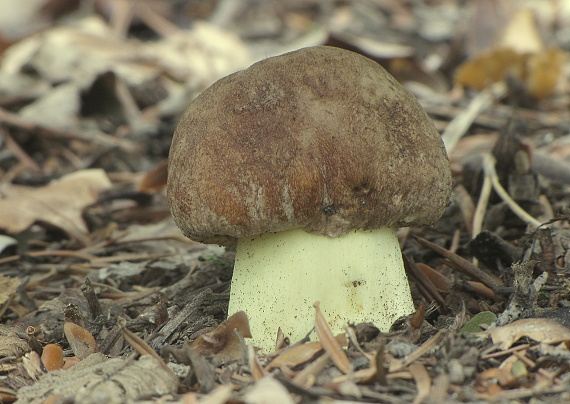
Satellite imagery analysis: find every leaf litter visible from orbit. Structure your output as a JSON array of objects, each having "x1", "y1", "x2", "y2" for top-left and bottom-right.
[{"x1": 1, "y1": 1, "x2": 570, "y2": 403}]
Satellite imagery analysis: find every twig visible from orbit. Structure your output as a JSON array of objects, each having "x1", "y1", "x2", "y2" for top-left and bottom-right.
[
  {"x1": 472, "y1": 165, "x2": 492, "y2": 240},
  {"x1": 413, "y1": 235, "x2": 502, "y2": 294},
  {"x1": 391, "y1": 329, "x2": 447, "y2": 372},
  {"x1": 2, "y1": 129, "x2": 42, "y2": 174},
  {"x1": 0, "y1": 107, "x2": 140, "y2": 153},
  {"x1": 442, "y1": 81, "x2": 507, "y2": 154},
  {"x1": 482, "y1": 154, "x2": 542, "y2": 229}
]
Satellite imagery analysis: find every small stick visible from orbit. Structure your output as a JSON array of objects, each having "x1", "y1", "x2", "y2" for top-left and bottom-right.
[
  {"x1": 81, "y1": 278, "x2": 103, "y2": 320},
  {"x1": 0, "y1": 107, "x2": 140, "y2": 152},
  {"x1": 413, "y1": 235, "x2": 502, "y2": 294},
  {"x1": 472, "y1": 164, "x2": 493, "y2": 240},
  {"x1": 442, "y1": 82, "x2": 507, "y2": 154},
  {"x1": 482, "y1": 154, "x2": 542, "y2": 229}
]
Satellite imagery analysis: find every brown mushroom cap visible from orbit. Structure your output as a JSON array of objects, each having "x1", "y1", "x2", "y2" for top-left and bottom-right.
[{"x1": 168, "y1": 46, "x2": 452, "y2": 246}]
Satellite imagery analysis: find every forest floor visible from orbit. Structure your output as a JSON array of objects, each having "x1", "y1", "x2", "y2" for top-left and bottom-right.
[{"x1": 1, "y1": 1, "x2": 570, "y2": 403}]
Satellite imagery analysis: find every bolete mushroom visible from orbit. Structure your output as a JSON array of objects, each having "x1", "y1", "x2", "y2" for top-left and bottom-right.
[{"x1": 168, "y1": 46, "x2": 452, "y2": 351}]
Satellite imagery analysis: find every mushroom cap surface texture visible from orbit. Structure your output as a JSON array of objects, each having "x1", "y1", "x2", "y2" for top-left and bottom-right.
[{"x1": 168, "y1": 46, "x2": 452, "y2": 246}]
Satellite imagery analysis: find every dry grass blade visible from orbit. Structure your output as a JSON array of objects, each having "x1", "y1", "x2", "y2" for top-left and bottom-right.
[{"x1": 313, "y1": 302, "x2": 351, "y2": 374}]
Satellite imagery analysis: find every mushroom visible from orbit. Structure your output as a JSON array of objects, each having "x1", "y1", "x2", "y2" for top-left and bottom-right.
[{"x1": 167, "y1": 46, "x2": 452, "y2": 351}]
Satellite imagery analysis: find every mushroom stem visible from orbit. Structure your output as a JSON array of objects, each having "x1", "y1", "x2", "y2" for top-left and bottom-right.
[{"x1": 229, "y1": 227, "x2": 415, "y2": 352}]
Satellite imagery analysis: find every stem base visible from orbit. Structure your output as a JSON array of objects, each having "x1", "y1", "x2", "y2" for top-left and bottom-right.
[{"x1": 230, "y1": 228, "x2": 414, "y2": 351}]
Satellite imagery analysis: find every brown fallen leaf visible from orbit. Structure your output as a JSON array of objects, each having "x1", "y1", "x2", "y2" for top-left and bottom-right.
[
  {"x1": 41, "y1": 344, "x2": 64, "y2": 371},
  {"x1": 455, "y1": 45, "x2": 566, "y2": 100},
  {"x1": 266, "y1": 341, "x2": 324, "y2": 371},
  {"x1": 63, "y1": 322, "x2": 99, "y2": 360},
  {"x1": 456, "y1": 8, "x2": 567, "y2": 99},
  {"x1": 191, "y1": 311, "x2": 252, "y2": 363},
  {"x1": 292, "y1": 353, "x2": 330, "y2": 388},
  {"x1": 486, "y1": 318, "x2": 570, "y2": 350},
  {"x1": 0, "y1": 169, "x2": 111, "y2": 245},
  {"x1": 313, "y1": 302, "x2": 351, "y2": 374},
  {"x1": 63, "y1": 356, "x2": 80, "y2": 370},
  {"x1": 248, "y1": 344, "x2": 267, "y2": 382},
  {"x1": 417, "y1": 263, "x2": 452, "y2": 291},
  {"x1": 63, "y1": 304, "x2": 99, "y2": 360},
  {"x1": 333, "y1": 344, "x2": 384, "y2": 385}
]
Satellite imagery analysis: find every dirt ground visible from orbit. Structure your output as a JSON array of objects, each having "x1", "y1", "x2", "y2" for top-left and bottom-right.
[{"x1": 1, "y1": 1, "x2": 570, "y2": 403}]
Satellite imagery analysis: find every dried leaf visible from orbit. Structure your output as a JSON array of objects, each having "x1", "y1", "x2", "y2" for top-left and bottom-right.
[
  {"x1": 16, "y1": 353, "x2": 178, "y2": 403},
  {"x1": 417, "y1": 263, "x2": 452, "y2": 291},
  {"x1": 41, "y1": 344, "x2": 64, "y2": 371},
  {"x1": 118, "y1": 317, "x2": 172, "y2": 374},
  {"x1": 191, "y1": 311, "x2": 251, "y2": 363},
  {"x1": 525, "y1": 49, "x2": 567, "y2": 99},
  {"x1": 0, "y1": 169, "x2": 111, "y2": 243},
  {"x1": 266, "y1": 341, "x2": 324, "y2": 371},
  {"x1": 0, "y1": 324, "x2": 31, "y2": 359},
  {"x1": 410, "y1": 363, "x2": 431, "y2": 404},
  {"x1": 460, "y1": 311, "x2": 498, "y2": 333},
  {"x1": 456, "y1": 7, "x2": 566, "y2": 99},
  {"x1": 498, "y1": 8, "x2": 543, "y2": 53},
  {"x1": 313, "y1": 302, "x2": 351, "y2": 374},
  {"x1": 63, "y1": 357, "x2": 80, "y2": 370},
  {"x1": 455, "y1": 46, "x2": 566, "y2": 99},
  {"x1": 63, "y1": 322, "x2": 99, "y2": 360},
  {"x1": 455, "y1": 48, "x2": 525, "y2": 90},
  {"x1": 0, "y1": 273, "x2": 20, "y2": 306},
  {"x1": 486, "y1": 318, "x2": 570, "y2": 349},
  {"x1": 410, "y1": 302, "x2": 427, "y2": 330},
  {"x1": 391, "y1": 330, "x2": 447, "y2": 372},
  {"x1": 248, "y1": 344, "x2": 267, "y2": 381},
  {"x1": 0, "y1": 234, "x2": 17, "y2": 254},
  {"x1": 334, "y1": 343, "x2": 385, "y2": 385},
  {"x1": 21, "y1": 350, "x2": 44, "y2": 380},
  {"x1": 478, "y1": 367, "x2": 512, "y2": 387},
  {"x1": 197, "y1": 385, "x2": 233, "y2": 404},
  {"x1": 243, "y1": 376, "x2": 294, "y2": 404},
  {"x1": 292, "y1": 353, "x2": 330, "y2": 388},
  {"x1": 467, "y1": 281, "x2": 497, "y2": 300},
  {"x1": 414, "y1": 236, "x2": 501, "y2": 292}
]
